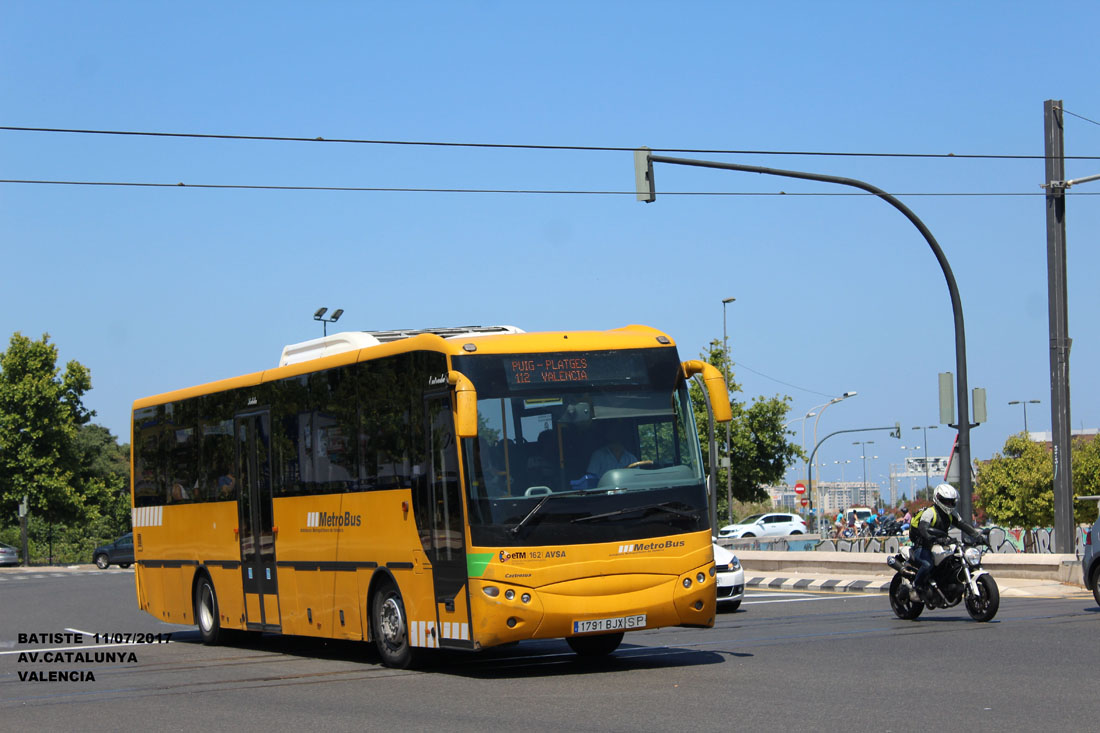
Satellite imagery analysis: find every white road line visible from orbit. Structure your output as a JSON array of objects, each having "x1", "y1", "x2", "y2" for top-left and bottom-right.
[
  {"x1": 743, "y1": 595, "x2": 879, "y2": 605},
  {"x1": 0, "y1": 641, "x2": 149, "y2": 656},
  {"x1": 746, "y1": 592, "x2": 812, "y2": 598},
  {"x1": 65, "y1": 627, "x2": 97, "y2": 638}
]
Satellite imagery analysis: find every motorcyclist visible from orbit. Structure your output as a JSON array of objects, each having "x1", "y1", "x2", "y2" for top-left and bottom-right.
[{"x1": 909, "y1": 483, "x2": 984, "y2": 603}]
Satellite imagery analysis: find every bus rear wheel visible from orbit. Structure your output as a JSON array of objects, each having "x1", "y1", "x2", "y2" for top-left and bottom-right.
[
  {"x1": 372, "y1": 583, "x2": 415, "y2": 669},
  {"x1": 567, "y1": 632, "x2": 623, "y2": 657},
  {"x1": 194, "y1": 575, "x2": 222, "y2": 645}
]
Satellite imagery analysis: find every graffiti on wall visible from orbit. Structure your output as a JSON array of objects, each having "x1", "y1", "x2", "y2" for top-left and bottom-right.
[{"x1": 804, "y1": 526, "x2": 1087, "y2": 555}]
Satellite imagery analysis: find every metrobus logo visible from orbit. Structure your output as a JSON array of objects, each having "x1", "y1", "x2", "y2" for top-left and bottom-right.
[
  {"x1": 618, "y1": 539, "x2": 685, "y2": 554},
  {"x1": 306, "y1": 511, "x2": 363, "y2": 528}
]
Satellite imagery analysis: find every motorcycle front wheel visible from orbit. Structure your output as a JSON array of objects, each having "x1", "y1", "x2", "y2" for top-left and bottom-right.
[
  {"x1": 964, "y1": 573, "x2": 1000, "y2": 622},
  {"x1": 889, "y1": 573, "x2": 924, "y2": 620}
]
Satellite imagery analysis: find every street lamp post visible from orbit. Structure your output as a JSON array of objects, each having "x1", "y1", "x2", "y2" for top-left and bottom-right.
[
  {"x1": 911, "y1": 425, "x2": 938, "y2": 493},
  {"x1": 313, "y1": 307, "x2": 344, "y2": 337},
  {"x1": 833, "y1": 459, "x2": 852, "y2": 516},
  {"x1": 853, "y1": 440, "x2": 875, "y2": 508},
  {"x1": 799, "y1": 411, "x2": 818, "y2": 459},
  {"x1": 899, "y1": 445, "x2": 921, "y2": 498},
  {"x1": 636, "y1": 150, "x2": 978, "y2": 520},
  {"x1": 807, "y1": 392, "x2": 857, "y2": 532},
  {"x1": 1008, "y1": 399, "x2": 1041, "y2": 434},
  {"x1": 722, "y1": 297, "x2": 735, "y2": 523}
]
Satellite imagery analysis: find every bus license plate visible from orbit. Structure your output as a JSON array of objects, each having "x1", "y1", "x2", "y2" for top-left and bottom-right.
[{"x1": 573, "y1": 614, "x2": 646, "y2": 634}]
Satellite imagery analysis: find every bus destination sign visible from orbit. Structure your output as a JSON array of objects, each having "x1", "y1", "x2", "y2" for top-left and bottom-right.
[
  {"x1": 503, "y1": 352, "x2": 647, "y2": 389},
  {"x1": 508, "y1": 356, "x2": 588, "y2": 385}
]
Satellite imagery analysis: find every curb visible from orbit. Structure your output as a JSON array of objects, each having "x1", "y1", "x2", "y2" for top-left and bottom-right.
[{"x1": 745, "y1": 576, "x2": 891, "y2": 594}]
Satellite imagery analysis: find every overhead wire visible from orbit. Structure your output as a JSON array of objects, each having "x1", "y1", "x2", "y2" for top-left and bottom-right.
[
  {"x1": 1063, "y1": 108, "x2": 1100, "y2": 128},
  {"x1": 731, "y1": 360, "x2": 837, "y2": 400},
  {"x1": 3, "y1": 124, "x2": 1100, "y2": 160},
  {"x1": 4, "y1": 123, "x2": 1099, "y2": 196},
  {"x1": 3, "y1": 179, "x2": 1095, "y2": 196}
]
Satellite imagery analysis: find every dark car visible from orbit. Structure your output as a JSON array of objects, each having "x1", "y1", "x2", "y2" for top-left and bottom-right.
[
  {"x1": 0, "y1": 542, "x2": 19, "y2": 566},
  {"x1": 92, "y1": 533, "x2": 133, "y2": 569},
  {"x1": 1081, "y1": 496, "x2": 1100, "y2": 606}
]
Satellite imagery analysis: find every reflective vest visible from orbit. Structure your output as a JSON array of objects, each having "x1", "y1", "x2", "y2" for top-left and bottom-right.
[{"x1": 910, "y1": 506, "x2": 948, "y2": 543}]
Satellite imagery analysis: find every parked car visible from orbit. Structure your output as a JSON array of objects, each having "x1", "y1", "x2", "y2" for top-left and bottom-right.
[
  {"x1": 1081, "y1": 497, "x2": 1100, "y2": 607},
  {"x1": 713, "y1": 542, "x2": 745, "y2": 611},
  {"x1": 92, "y1": 533, "x2": 134, "y2": 569},
  {"x1": 718, "y1": 512, "x2": 807, "y2": 539},
  {"x1": 0, "y1": 542, "x2": 19, "y2": 566}
]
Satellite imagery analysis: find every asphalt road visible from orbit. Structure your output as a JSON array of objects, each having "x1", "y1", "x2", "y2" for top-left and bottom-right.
[{"x1": 1, "y1": 570, "x2": 1096, "y2": 731}]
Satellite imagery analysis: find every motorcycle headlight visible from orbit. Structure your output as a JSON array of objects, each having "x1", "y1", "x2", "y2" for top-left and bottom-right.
[{"x1": 964, "y1": 547, "x2": 982, "y2": 566}]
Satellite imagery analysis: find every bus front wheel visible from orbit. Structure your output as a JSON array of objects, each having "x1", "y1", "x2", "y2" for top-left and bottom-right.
[
  {"x1": 567, "y1": 632, "x2": 623, "y2": 657},
  {"x1": 372, "y1": 583, "x2": 414, "y2": 669},
  {"x1": 194, "y1": 575, "x2": 222, "y2": 645}
]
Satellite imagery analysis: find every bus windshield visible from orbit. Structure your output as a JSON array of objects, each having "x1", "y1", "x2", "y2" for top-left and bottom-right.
[{"x1": 453, "y1": 348, "x2": 708, "y2": 547}]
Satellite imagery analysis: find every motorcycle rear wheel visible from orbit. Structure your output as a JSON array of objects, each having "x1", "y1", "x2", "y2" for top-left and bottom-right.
[
  {"x1": 964, "y1": 573, "x2": 999, "y2": 622},
  {"x1": 889, "y1": 573, "x2": 924, "y2": 620}
]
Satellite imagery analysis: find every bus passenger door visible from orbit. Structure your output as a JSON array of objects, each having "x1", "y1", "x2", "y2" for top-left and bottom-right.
[
  {"x1": 236, "y1": 410, "x2": 281, "y2": 632},
  {"x1": 426, "y1": 394, "x2": 472, "y2": 647}
]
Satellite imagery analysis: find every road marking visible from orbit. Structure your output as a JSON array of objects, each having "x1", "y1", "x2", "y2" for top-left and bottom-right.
[
  {"x1": 0, "y1": 641, "x2": 148, "y2": 656},
  {"x1": 65, "y1": 627, "x2": 99, "y2": 639},
  {"x1": 743, "y1": 594, "x2": 880, "y2": 605}
]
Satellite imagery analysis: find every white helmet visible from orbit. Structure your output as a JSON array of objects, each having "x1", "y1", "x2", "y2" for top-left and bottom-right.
[{"x1": 933, "y1": 483, "x2": 958, "y2": 513}]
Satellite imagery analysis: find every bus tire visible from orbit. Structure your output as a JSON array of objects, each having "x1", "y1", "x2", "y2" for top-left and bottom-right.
[
  {"x1": 372, "y1": 582, "x2": 415, "y2": 669},
  {"x1": 566, "y1": 632, "x2": 623, "y2": 657},
  {"x1": 194, "y1": 574, "x2": 222, "y2": 645}
]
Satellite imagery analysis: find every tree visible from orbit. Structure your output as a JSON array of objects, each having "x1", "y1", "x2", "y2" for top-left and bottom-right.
[
  {"x1": 73, "y1": 423, "x2": 132, "y2": 536},
  {"x1": 974, "y1": 433, "x2": 1098, "y2": 527},
  {"x1": 690, "y1": 339, "x2": 802, "y2": 512},
  {"x1": 0, "y1": 332, "x2": 93, "y2": 526}
]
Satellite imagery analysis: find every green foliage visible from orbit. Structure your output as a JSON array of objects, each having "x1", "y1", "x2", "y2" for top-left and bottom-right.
[
  {"x1": 0, "y1": 332, "x2": 132, "y2": 557},
  {"x1": 0, "y1": 332, "x2": 96, "y2": 524},
  {"x1": 974, "y1": 433, "x2": 1098, "y2": 527},
  {"x1": 1072, "y1": 435, "x2": 1100, "y2": 499},
  {"x1": 690, "y1": 339, "x2": 802, "y2": 512},
  {"x1": 726, "y1": 498, "x2": 775, "y2": 525},
  {"x1": 0, "y1": 512, "x2": 126, "y2": 565}
]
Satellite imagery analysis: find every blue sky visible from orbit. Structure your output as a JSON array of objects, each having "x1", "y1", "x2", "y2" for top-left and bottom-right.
[{"x1": 2, "y1": 2, "x2": 1098, "y2": 493}]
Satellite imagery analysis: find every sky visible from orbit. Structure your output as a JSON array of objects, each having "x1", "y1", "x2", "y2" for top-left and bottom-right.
[{"x1": 2, "y1": 2, "x2": 1098, "y2": 495}]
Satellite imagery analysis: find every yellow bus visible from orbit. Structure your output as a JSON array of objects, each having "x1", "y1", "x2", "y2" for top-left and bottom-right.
[{"x1": 130, "y1": 324, "x2": 731, "y2": 667}]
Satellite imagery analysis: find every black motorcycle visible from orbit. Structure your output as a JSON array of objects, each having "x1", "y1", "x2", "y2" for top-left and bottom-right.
[
  {"x1": 874, "y1": 517, "x2": 903, "y2": 536},
  {"x1": 886, "y1": 530, "x2": 999, "y2": 622}
]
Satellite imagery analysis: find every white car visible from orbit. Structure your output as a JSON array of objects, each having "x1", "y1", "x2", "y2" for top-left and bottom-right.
[
  {"x1": 718, "y1": 512, "x2": 807, "y2": 539},
  {"x1": 713, "y1": 542, "x2": 744, "y2": 611}
]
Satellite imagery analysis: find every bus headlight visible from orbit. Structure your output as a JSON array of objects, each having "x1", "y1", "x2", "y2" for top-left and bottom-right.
[
  {"x1": 683, "y1": 578, "x2": 692, "y2": 588},
  {"x1": 483, "y1": 586, "x2": 500, "y2": 597}
]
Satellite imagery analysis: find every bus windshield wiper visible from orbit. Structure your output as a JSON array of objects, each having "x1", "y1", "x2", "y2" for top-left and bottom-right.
[
  {"x1": 510, "y1": 489, "x2": 590, "y2": 535},
  {"x1": 571, "y1": 501, "x2": 698, "y2": 524}
]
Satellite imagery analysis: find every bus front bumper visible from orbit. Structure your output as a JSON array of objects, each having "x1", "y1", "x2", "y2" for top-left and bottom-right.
[{"x1": 469, "y1": 563, "x2": 716, "y2": 649}]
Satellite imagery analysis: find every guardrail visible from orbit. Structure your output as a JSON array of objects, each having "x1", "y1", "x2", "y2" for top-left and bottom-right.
[{"x1": 715, "y1": 537, "x2": 1083, "y2": 584}]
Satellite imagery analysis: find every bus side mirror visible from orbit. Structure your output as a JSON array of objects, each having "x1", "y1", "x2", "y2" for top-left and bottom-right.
[
  {"x1": 682, "y1": 360, "x2": 732, "y2": 423},
  {"x1": 448, "y1": 370, "x2": 479, "y2": 438}
]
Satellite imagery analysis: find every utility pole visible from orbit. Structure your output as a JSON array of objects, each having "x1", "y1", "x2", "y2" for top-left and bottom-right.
[
  {"x1": 722, "y1": 297, "x2": 735, "y2": 524},
  {"x1": 1044, "y1": 99, "x2": 1074, "y2": 554}
]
